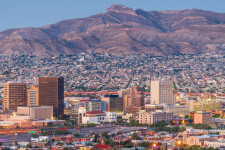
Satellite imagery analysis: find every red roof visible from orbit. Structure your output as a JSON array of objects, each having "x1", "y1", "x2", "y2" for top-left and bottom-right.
[
  {"x1": 95, "y1": 144, "x2": 110, "y2": 148},
  {"x1": 79, "y1": 99, "x2": 90, "y2": 102},
  {"x1": 86, "y1": 111, "x2": 105, "y2": 114}
]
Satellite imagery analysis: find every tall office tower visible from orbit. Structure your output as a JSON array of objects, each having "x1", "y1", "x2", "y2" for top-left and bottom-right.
[
  {"x1": 27, "y1": 85, "x2": 39, "y2": 106},
  {"x1": 102, "y1": 95, "x2": 123, "y2": 114},
  {"x1": 39, "y1": 77, "x2": 64, "y2": 117},
  {"x1": 4, "y1": 83, "x2": 27, "y2": 111},
  {"x1": 85, "y1": 100, "x2": 102, "y2": 112},
  {"x1": 151, "y1": 79, "x2": 173, "y2": 104},
  {"x1": 123, "y1": 86, "x2": 145, "y2": 112}
]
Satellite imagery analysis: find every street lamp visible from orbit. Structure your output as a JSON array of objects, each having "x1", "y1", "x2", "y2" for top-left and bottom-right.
[
  {"x1": 176, "y1": 140, "x2": 182, "y2": 150},
  {"x1": 176, "y1": 140, "x2": 182, "y2": 145},
  {"x1": 152, "y1": 143, "x2": 157, "y2": 150}
]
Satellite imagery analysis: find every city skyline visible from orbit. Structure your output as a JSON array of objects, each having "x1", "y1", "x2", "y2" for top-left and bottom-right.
[{"x1": 0, "y1": 1, "x2": 225, "y2": 149}]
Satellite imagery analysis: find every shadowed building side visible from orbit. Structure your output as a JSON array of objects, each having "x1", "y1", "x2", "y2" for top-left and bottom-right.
[{"x1": 38, "y1": 77, "x2": 64, "y2": 117}]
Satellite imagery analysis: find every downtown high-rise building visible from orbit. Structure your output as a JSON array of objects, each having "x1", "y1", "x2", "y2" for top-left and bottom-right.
[
  {"x1": 102, "y1": 95, "x2": 123, "y2": 114},
  {"x1": 123, "y1": 86, "x2": 145, "y2": 112},
  {"x1": 151, "y1": 79, "x2": 174, "y2": 104},
  {"x1": 27, "y1": 85, "x2": 39, "y2": 106},
  {"x1": 38, "y1": 77, "x2": 64, "y2": 117},
  {"x1": 4, "y1": 83, "x2": 27, "y2": 111},
  {"x1": 85, "y1": 100, "x2": 102, "y2": 112}
]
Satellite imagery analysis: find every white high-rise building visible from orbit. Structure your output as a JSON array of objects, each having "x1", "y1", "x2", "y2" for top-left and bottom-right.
[{"x1": 151, "y1": 79, "x2": 173, "y2": 104}]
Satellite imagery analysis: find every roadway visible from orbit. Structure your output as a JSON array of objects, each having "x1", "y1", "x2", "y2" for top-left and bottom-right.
[
  {"x1": 70, "y1": 125, "x2": 147, "y2": 136},
  {"x1": 0, "y1": 134, "x2": 32, "y2": 146},
  {"x1": 69, "y1": 125, "x2": 118, "y2": 136}
]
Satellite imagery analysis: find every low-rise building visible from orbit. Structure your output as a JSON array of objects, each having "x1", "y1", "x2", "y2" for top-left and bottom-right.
[
  {"x1": 85, "y1": 100, "x2": 102, "y2": 112},
  {"x1": 204, "y1": 141, "x2": 225, "y2": 148},
  {"x1": 206, "y1": 110, "x2": 225, "y2": 117},
  {"x1": 183, "y1": 131, "x2": 216, "y2": 146},
  {"x1": 16, "y1": 106, "x2": 53, "y2": 120},
  {"x1": 126, "y1": 106, "x2": 144, "y2": 114},
  {"x1": 194, "y1": 111, "x2": 211, "y2": 125},
  {"x1": 164, "y1": 105, "x2": 190, "y2": 117},
  {"x1": 145, "y1": 104, "x2": 164, "y2": 112},
  {"x1": 190, "y1": 100, "x2": 221, "y2": 112},
  {"x1": 0, "y1": 114, "x2": 64, "y2": 128},
  {"x1": 139, "y1": 110, "x2": 173, "y2": 124},
  {"x1": 82, "y1": 111, "x2": 117, "y2": 124},
  {"x1": 101, "y1": 95, "x2": 123, "y2": 114}
]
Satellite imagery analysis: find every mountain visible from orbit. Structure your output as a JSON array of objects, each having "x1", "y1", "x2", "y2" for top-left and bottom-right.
[{"x1": 1, "y1": 4, "x2": 225, "y2": 56}]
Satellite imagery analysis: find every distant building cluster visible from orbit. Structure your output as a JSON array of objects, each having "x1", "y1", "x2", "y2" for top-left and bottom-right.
[
  {"x1": 0, "y1": 71, "x2": 225, "y2": 149},
  {"x1": 1, "y1": 52, "x2": 225, "y2": 94}
]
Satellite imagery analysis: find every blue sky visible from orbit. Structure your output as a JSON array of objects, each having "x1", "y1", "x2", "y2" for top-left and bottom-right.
[{"x1": 0, "y1": 0, "x2": 225, "y2": 32}]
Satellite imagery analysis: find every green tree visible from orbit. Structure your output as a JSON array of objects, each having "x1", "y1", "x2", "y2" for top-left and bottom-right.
[
  {"x1": 85, "y1": 143, "x2": 93, "y2": 146},
  {"x1": 185, "y1": 115, "x2": 189, "y2": 118},
  {"x1": 137, "y1": 141, "x2": 151, "y2": 147},
  {"x1": 74, "y1": 133, "x2": 81, "y2": 138},
  {"x1": 192, "y1": 124, "x2": 211, "y2": 130},
  {"x1": 104, "y1": 139, "x2": 112, "y2": 145},
  {"x1": 56, "y1": 141, "x2": 64, "y2": 146},
  {"x1": 47, "y1": 122, "x2": 53, "y2": 127},
  {"x1": 92, "y1": 134, "x2": 99, "y2": 143},
  {"x1": 32, "y1": 134, "x2": 39, "y2": 138},
  {"x1": 127, "y1": 120, "x2": 141, "y2": 127},
  {"x1": 149, "y1": 121, "x2": 168, "y2": 128},
  {"x1": 86, "y1": 123, "x2": 96, "y2": 127},
  {"x1": 125, "y1": 144, "x2": 133, "y2": 148},
  {"x1": 55, "y1": 130, "x2": 70, "y2": 135},
  {"x1": 42, "y1": 132, "x2": 52, "y2": 136},
  {"x1": 131, "y1": 133, "x2": 141, "y2": 140},
  {"x1": 1, "y1": 148, "x2": 10, "y2": 150},
  {"x1": 97, "y1": 140, "x2": 101, "y2": 144},
  {"x1": 102, "y1": 132, "x2": 110, "y2": 139},
  {"x1": 213, "y1": 114, "x2": 220, "y2": 118},
  {"x1": 26, "y1": 143, "x2": 32, "y2": 148},
  {"x1": 121, "y1": 140, "x2": 132, "y2": 146}
]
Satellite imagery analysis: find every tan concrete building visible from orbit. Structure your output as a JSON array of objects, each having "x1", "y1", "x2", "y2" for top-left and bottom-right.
[
  {"x1": 139, "y1": 110, "x2": 173, "y2": 124},
  {"x1": 164, "y1": 105, "x2": 190, "y2": 117},
  {"x1": 4, "y1": 83, "x2": 27, "y2": 111},
  {"x1": 16, "y1": 106, "x2": 53, "y2": 120},
  {"x1": 194, "y1": 111, "x2": 211, "y2": 125},
  {"x1": 123, "y1": 86, "x2": 144, "y2": 113},
  {"x1": 190, "y1": 100, "x2": 221, "y2": 112},
  {"x1": 102, "y1": 95, "x2": 123, "y2": 114},
  {"x1": 151, "y1": 79, "x2": 174, "y2": 105},
  {"x1": 145, "y1": 104, "x2": 164, "y2": 112},
  {"x1": 183, "y1": 131, "x2": 216, "y2": 146},
  {"x1": 27, "y1": 86, "x2": 39, "y2": 106},
  {"x1": 0, "y1": 115, "x2": 64, "y2": 129},
  {"x1": 64, "y1": 108, "x2": 73, "y2": 115},
  {"x1": 126, "y1": 106, "x2": 144, "y2": 114}
]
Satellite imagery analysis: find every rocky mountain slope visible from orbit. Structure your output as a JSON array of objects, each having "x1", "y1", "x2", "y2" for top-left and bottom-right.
[{"x1": 1, "y1": 4, "x2": 225, "y2": 56}]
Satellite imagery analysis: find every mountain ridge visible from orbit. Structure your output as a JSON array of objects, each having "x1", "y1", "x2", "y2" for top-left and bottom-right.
[{"x1": 1, "y1": 4, "x2": 225, "y2": 56}]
